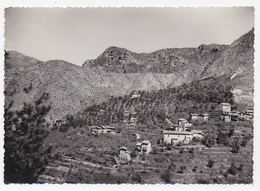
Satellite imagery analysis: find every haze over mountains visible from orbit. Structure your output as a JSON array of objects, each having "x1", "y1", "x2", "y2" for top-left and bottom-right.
[{"x1": 4, "y1": 29, "x2": 254, "y2": 120}]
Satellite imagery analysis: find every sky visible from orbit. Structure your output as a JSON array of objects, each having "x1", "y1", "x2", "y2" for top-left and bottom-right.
[{"x1": 4, "y1": 7, "x2": 254, "y2": 66}]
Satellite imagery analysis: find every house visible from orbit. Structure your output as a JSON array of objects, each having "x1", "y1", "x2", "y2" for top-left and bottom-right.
[
  {"x1": 141, "y1": 140, "x2": 152, "y2": 155},
  {"x1": 118, "y1": 147, "x2": 131, "y2": 162},
  {"x1": 101, "y1": 126, "x2": 116, "y2": 134},
  {"x1": 123, "y1": 110, "x2": 130, "y2": 117},
  {"x1": 221, "y1": 113, "x2": 231, "y2": 122},
  {"x1": 91, "y1": 126, "x2": 116, "y2": 135},
  {"x1": 163, "y1": 130, "x2": 194, "y2": 145},
  {"x1": 131, "y1": 91, "x2": 140, "y2": 99},
  {"x1": 130, "y1": 117, "x2": 137, "y2": 123},
  {"x1": 230, "y1": 111, "x2": 240, "y2": 121},
  {"x1": 219, "y1": 103, "x2": 231, "y2": 114},
  {"x1": 200, "y1": 113, "x2": 209, "y2": 121},
  {"x1": 129, "y1": 117, "x2": 137, "y2": 127},
  {"x1": 166, "y1": 124, "x2": 179, "y2": 131},
  {"x1": 245, "y1": 109, "x2": 254, "y2": 117},
  {"x1": 178, "y1": 118, "x2": 192, "y2": 131},
  {"x1": 98, "y1": 109, "x2": 105, "y2": 115},
  {"x1": 191, "y1": 130, "x2": 204, "y2": 140},
  {"x1": 135, "y1": 142, "x2": 142, "y2": 152},
  {"x1": 190, "y1": 113, "x2": 199, "y2": 121},
  {"x1": 90, "y1": 126, "x2": 101, "y2": 135}
]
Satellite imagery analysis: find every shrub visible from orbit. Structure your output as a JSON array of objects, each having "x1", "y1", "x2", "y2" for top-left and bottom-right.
[
  {"x1": 207, "y1": 159, "x2": 215, "y2": 168},
  {"x1": 192, "y1": 166, "x2": 198, "y2": 172},
  {"x1": 228, "y1": 163, "x2": 237, "y2": 176},
  {"x1": 231, "y1": 141, "x2": 240, "y2": 153},
  {"x1": 179, "y1": 148, "x2": 184, "y2": 154},
  {"x1": 188, "y1": 148, "x2": 194, "y2": 154},
  {"x1": 238, "y1": 164, "x2": 244, "y2": 172}
]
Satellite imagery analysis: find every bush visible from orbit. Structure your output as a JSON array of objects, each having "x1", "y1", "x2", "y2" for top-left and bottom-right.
[
  {"x1": 188, "y1": 148, "x2": 194, "y2": 154},
  {"x1": 179, "y1": 148, "x2": 184, "y2": 154},
  {"x1": 192, "y1": 166, "x2": 198, "y2": 172},
  {"x1": 207, "y1": 159, "x2": 215, "y2": 168},
  {"x1": 238, "y1": 164, "x2": 244, "y2": 172},
  {"x1": 231, "y1": 141, "x2": 240, "y2": 153},
  {"x1": 228, "y1": 163, "x2": 237, "y2": 176}
]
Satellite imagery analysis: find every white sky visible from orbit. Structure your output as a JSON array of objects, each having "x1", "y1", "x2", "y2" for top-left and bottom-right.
[{"x1": 5, "y1": 7, "x2": 254, "y2": 65}]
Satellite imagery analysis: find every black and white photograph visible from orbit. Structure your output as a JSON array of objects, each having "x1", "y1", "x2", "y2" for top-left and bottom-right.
[{"x1": 2, "y1": 4, "x2": 258, "y2": 187}]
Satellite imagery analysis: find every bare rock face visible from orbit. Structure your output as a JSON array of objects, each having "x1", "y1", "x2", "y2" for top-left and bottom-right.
[
  {"x1": 5, "y1": 29, "x2": 254, "y2": 119},
  {"x1": 83, "y1": 28, "x2": 254, "y2": 104}
]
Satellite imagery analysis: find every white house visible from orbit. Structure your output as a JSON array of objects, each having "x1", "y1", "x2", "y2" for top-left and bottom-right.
[
  {"x1": 141, "y1": 140, "x2": 152, "y2": 155},
  {"x1": 118, "y1": 147, "x2": 131, "y2": 162},
  {"x1": 178, "y1": 118, "x2": 192, "y2": 131},
  {"x1": 90, "y1": 126, "x2": 116, "y2": 135},
  {"x1": 219, "y1": 103, "x2": 231, "y2": 114},
  {"x1": 190, "y1": 114, "x2": 199, "y2": 121},
  {"x1": 135, "y1": 140, "x2": 152, "y2": 155},
  {"x1": 135, "y1": 142, "x2": 142, "y2": 152},
  {"x1": 191, "y1": 130, "x2": 204, "y2": 140},
  {"x1": 221, "y1": 113, "x2": 231, "y2": 122},
  {"x1": 200, "y1": 113, "x2": 209, "y2": 121},
  {"x1": 163, "y1": 130, "x2": 194, "y2": 145},
  {"x1": 131, "y1": 91, "x2": 140, "y2": 99}
]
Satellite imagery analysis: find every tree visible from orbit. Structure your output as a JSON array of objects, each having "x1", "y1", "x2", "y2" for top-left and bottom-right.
[
  {"x1": 231, "y1": 141, "x2": 240, "y2": 153},
  {"x1": 228, "y1": 163, "x2": 237, "y2": 176},
  {"x1": 207, "y1": 159, "x2": 215, "y2": 168},
  {"x1": 4, "y1": 94, "x2": 51, "y2": 183},
  {"x1": 161, "y1": 162, "x2": 175, "y2": 183}
]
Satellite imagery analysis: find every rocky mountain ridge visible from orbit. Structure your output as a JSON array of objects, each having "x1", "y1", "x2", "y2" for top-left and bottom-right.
[{"x1": 4, "y1": 29, "x2": 254, "y2": 120}]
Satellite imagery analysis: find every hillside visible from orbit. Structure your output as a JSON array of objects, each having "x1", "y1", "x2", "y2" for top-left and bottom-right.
[
  {"x1": 4, "y1": 50, "x2": 41, "y2": 69},
  {"x1": 4, "y1": 29, "x2": 254, "y2": 120},
  {"x1": 83, "y1": 29, "x2": 254, "y2": 105},
  {"x1": 5, "y1": 58, "x2": 179, "y2": 120}
]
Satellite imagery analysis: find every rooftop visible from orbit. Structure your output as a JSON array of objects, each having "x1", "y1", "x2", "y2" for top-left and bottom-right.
[
  {"x1": 142, "y1": 140, "x2": 151, "y2": 145},
  {"x1": 91, "y1": 126, "x2": 101, "y2": 129},
  {"x1": 163, "y1": 130, "x2": 194, "y2": 135},
  {"x1": 191, "y1": 130, "x2": 203, "y2": 134},
  {"x1": 120, "y1": 146, "x2": 128, "y2": 151},
  {"x1": 221, "y1": 103, "x2": 231, "y2": 106}
]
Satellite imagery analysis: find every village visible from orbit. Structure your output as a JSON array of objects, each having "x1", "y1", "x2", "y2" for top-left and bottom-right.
[{"x1": 38, "y1": 95, "x2": 254, "y2": 184}]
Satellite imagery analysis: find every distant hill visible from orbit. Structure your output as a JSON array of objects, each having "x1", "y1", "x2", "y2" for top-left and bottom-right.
[
  {"x1": 5, "y1": 58, "x2": 178, "y2": 120},
  {"x1": 4, "y1": 29, "x2": 254, "y2": 120},
  {"x1": 4, "y1": 50, "x2": 41, "y2": 69}
]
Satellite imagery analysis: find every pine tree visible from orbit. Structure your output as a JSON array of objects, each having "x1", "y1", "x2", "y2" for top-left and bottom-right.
[{"x1": 4, "y1": 94, "x2": 51, "y2": 183}]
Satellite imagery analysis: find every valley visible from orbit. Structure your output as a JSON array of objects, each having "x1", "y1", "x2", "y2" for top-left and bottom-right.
[{"x1": 4, "y1": 28, "x2": 254, "y2": 184}]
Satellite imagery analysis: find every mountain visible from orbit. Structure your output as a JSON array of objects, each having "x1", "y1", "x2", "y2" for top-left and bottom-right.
[
  {"x1": 4, "y1": 58, "x2": 178, "y2": 120},
  {"x1": 83, "y1": 28, "x2": 254, "y2": 104},
  {"x1": 4, "y1": 50, "x2": 41, "y2": 69},
  {"x1": 4, "y1": 29, "x2": 254, "y2": 120}
]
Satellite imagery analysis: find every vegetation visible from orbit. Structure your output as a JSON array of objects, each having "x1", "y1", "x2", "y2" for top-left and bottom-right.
[
  {"x1": 74, "y1": 77, "x2": 234, "y2": 127},
  {"x1": 4, "y1": 94, "x2": 52, "y2": 183},
  {"x1": 207, "y1": 159, "x2": 215, "y2": 168}
]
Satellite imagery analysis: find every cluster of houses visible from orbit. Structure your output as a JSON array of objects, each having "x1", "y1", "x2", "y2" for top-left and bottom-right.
[
  {"x1": 219, "y1": 103, "x2": 254, "y2": 122},
  {"x1": 118, "y1": 140, "x2": 152, "y2": 163},
  {"x1": 90, "y1": 125, "x2": 116, "y2": 136},
  {"x1": 123, "y1": 110, "x2": 137, "y2": 127},
  {"x1": 87, "y1": 102, "x2": 253, "y2": 165},
  {"x1": 189, "y1": 113, "x2": 209, "y2": 121}
]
